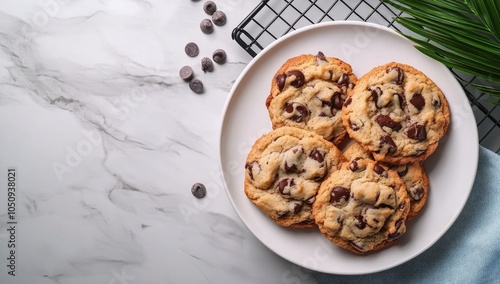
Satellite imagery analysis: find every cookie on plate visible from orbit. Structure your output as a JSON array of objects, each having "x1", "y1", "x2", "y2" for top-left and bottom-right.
[
  {"x1": 342, "y1": 62, "x2": 450, "y2": 164},
  {"x1": 244, "y1": 126, "x2": 346, "y2": 228},
  {"x1": 313, "y1": 158, "x2": 410, "y2": 254},
  {"x1": 266, "y1": 52, "x2": 357, "y2": 146},
  {"x1": 343, "y1": 142, "x2": 429, "y2": 220}
]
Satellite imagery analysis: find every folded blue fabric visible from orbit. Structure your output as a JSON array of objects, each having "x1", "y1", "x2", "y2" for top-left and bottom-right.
[{"x1": 312, "y1": 146, "x2": 500, "y2": 284}]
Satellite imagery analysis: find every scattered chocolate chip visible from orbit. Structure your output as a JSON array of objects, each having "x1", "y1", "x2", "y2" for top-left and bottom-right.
[
  {"x1": 350, "y1": 121, "x2": 360, "y2": 131},
  {"x1": 396, "y1": 93, "x2": 406, "y2": 109},
  {"x1": 309, "y1": 148, "x2": 325, "y2": 163},
  {"x1": 413, "y1": 149, "x2": 426, "y2": 156},
  {"x1": 284, "y1": 102, "x2": 310, "y2": 123},
  {"x1": 331, "y1": 92, "x2": 343, "y2": 110},
  {"x1": 292, "y1": 202, "x2": 303, "y2": 213},
  {"x1": 179, "y1": 65, "x2": 194, "y2": 81},
  {"x1": 212, "y1": 10, "x2": 227, "y2": 26},
  {"x1": 286, "y1": 70, "x2": 305, "y2": 88},
  {"x1": 373, "y1": 163, "x2": 387, "y2": 177},
  {"x1": 200, "y1": 19, "x2": 214, "y2": 34},
  {"x1": 330, "y1": 186, "x2": 350, "y2": 203},
  {"x1": 376, "y1": 115, "x2": 402, "y2": 131},
  {"x1": 380, "y1": 135, "x2": 397, "y2": 154},
  {"x1": 189, "y1": 79, "x2": 204, "y2": 94},
  {"x1": 386, "y1": 67, "x2": 404, "y2": 85},
  {"x1": 278, "y1": 178, "x2": 295, "y2": 195},
  {"x1": 388, "y1": 218, "x2": 404, "y2": 239},
  {"x1": 343, "y1": 97, "x2": 352, "y2": 107},
  {"x1": 410, "y1": 92, "x2": 425, "y2": 110},
  {"x1": 398, "y1": 201, "x2": 406, "y2": 211},
  {"x1": 203, "y1": 1, "x2": 217, "y2": 15},
  {"x1": 276, "y1": 73, "x2": 287, "y2": 91},
  {"x1": 349, "y1": 157, "x2": 362, "y2": 172},
  {"x1": 305, "y1": 196, "x2": 316, "y2": 205},
  {"x1": 184, "y1": 42, "x2": 199, "y2": 57},
  {"x1": 212, "y1": 48, "x2": 226, "y2": 64},
  {"x1": 200, "y1": 57, "x2": 214, "y2": 73},
  {"x1": 376, "y1": 203, "x2": 394, "y2": 209},
  {"x1": 349, "y1": 241, "x2": 364, "y2": 251},
  {"x1": 407, "y1": 124, "x2": 427, "y2": 141},
  {"x1": 277, "y1": 211, "x2": 288, "y2": 217},
  {"x1": 191, "y1": 183, "x2": 206, "y2": 198},
  {"x1": 432, "y1": 98, "x2": 441, "y2": 108}
]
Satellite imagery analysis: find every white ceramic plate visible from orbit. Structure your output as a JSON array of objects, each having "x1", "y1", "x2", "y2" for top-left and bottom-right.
[{"x1": 218, "y1": 21, "x2": 478, "y2": 275}]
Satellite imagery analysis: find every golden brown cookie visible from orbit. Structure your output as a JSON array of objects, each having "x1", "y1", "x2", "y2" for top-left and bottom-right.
[
  {"x1": 266, "y1": 52, "x2": 357, "y2": 146},
  {"x1": 313, "y1": 159, "x2": 410, "y2": 254},
  {"x1": 343, "y1": 142, "x2": 429, "y2": 220},
  {"x1": 244, "y1": 127, "x2": 346, "y2": 228},
  {"x1": 342, "y1": 62, "x2": 450, "y2": 164}
]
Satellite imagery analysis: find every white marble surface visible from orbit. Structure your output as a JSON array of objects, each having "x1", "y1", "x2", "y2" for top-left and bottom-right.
[{"x1": 0, "y1": 1, "x2": 318, "y2": 283}]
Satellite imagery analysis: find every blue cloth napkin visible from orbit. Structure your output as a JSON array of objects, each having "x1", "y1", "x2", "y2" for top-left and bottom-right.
[{"x1": 312, "y1": 146, "x2": 500, "y2": 284}]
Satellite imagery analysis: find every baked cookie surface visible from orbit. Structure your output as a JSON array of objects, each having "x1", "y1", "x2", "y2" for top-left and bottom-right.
[
  {"x1": 244, "y1": 127, "x2": 345, "y2": 228},
  {"x1": 267, "y1": 52, "x2": 357, "y2": 146},
  {"x1": 341, "y1": 62, "x2": 450, "y2": 164},
  {"x1": 313, "y1": 158, "x2": 410, "y2": 254},
  {"x1": 343, "y1": 142, "x2": 429, "y2": 220}
]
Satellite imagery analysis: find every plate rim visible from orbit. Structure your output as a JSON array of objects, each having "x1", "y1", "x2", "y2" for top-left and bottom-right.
[{"x1": 218, "y1": 20, "x2": 479, "y2": 275}]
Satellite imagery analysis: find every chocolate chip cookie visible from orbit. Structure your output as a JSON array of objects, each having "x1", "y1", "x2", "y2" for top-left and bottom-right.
[
  {"x1": 343, "y1": 142, "x2": 429, "y2": 220},
  {"x1": 266, "y1": 52, "x2": 357, "y2": 146},
  {"x1": 342, "y1": 62, "x2": 450, "y2": 164},
  {"x1": 244, "y1": 127, "x2": 346, "y2": 228},
  {"x1": 313, "y1": 159, "x2": 410, "y2": 254}
]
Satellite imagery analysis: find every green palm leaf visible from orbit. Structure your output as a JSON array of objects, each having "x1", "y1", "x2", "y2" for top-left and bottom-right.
[{"x1": 383, "y1": 0, "x2": 500, "y2": 102}]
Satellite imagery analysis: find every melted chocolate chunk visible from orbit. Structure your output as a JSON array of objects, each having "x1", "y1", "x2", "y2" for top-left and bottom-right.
[
  {"x1": 349, "y1": 157, "x2": 362, "y2": 172},
  {"x1": 398, "y1": 201, "x2": 406, "y2": 211},
  {"x1": 376, "y1": 115, "x2": 402, "y2": 131},
  {"x1": 331, "y1": 92, "x2": 343, "y2": 110},
  {"x1": 373, "y1": 163, "x2": 387, "y2": 177},
  {"x1": 410, "y1": 186, "x2": 424, "y2": 200},
  {"x1": 309, "y1": 148, "x2": 325, "y2": 163},
  {"x1": 245, "y1": 162, "x2": 259, "y2": 180},
  {"x1": 330, "y1": 186, "x2": 350, "y2": 203},
  {"x1": 407, "y1": 124, "x2": 427, "y2": 141},
  {"x1": 337, "y1": 73, "x2": 349, "y2": 86},
  {"x1": 316, "y1": 51, "x2": 327, "y2": 62},
  {"x1": 284, "y1": 102, "x2": 310, "y2": 123},
  {"x1": 370, "y1": 86, "x2": 382, "y2": 106},
  {"x1": 355, "y1": 215, "x2": 366, "y2": 230},
  {"x1": 278, "y1": 178, "x2": 295, "y2": 195},
  {"x1": 292, "y1": 202, "x2": 303, "y2": 213},
  {"x1": 386, "y1": 67, "x2": 404, "y2": 85},
  {"x1": 344, "y1": 97, "x2": 352, "y2": 107},
  {"x1": 410, "y1": 92, "x2": 425, "y2": 110},
  {"x1": 396, "y1": 165, "x2": 409, "y2": 177},
  {"x1": 305, "y1": 196, "x2": 316, "y2": 205},
  {"x1": 284, "y1": 161, "x2": 298, "y2": 173},
  {"x1": 380, "y1": 135, "x2": 397, "y2": 154},
  {"x1": 286, "y1": 70, "x2": 305, "y2": 88},
  {"x1": 276, "y1": 73, "x2": 287, "y2": 91}
]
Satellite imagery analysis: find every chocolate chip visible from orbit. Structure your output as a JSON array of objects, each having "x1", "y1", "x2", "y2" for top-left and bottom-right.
[
  {"x1": 407, "y1": 124, "x2": 427, "y2": 141},
  {"x1": 376, "y1": 115, "x2": 402, "y2": 131},
  {"x1": 350, "y1": 121, "x2": 360, "y2": 131},
  {"x1": 284, "y1": 161, "x2": 298, "y2": 173},
  {"x1": 184, "y1": 42, "x2": 199, "y2": 57},
  {"x1": 396, "y1": 93, "x2": 406, "y2": 109},
  {"x1": 203, "y1": 1, "x2": 217, "y2": 15},
  {"x1": 380, "y1": 135, "x2": 397, "y2": 154},
  {"x1": 292, "y1": 202, "x2": 303, "y2": 214},
  {"x1": 410, "y1": 92, "x2": 425, "y2": 110},
  {"x1": 284, "y1": 102, "x2": 310, "y2": 123},
  {"x1": 373, "y1": 163, "x2": 387, "y2": 177},
  {"x1": 376, "y1": 203, "x2": 394, "y2": 209},
  {"x1": 278, "y1": 178, "x2": 295, "y2": 195},
  {"x1": 330, "y1": 186, "x2": 350, "y2": 203},
  {"x1": 200, "y1": 19, "x2": 214, "y2": 34},
  {"x1": 212, "y1": 49, "x2": 226, "y2": 64},
  {"x1": 398, "y1": 201, "x2": 406, "y2": 211},
  {"x1": 189, "y1": 79, "x2": 204, "y2": 94},
  {"x1": 305, "y1": 196, "x2": 316, "y2": 205},
  {"x1": 276, "y1": 73, "x2": 287, "y2": 91},
  {"x1": 191, "y1": 183, "x2": 206, "y2": 198},
  {"x1": 317, "y1": 51, "x2": 327, "y2": 61},
  {"x1": 388, "y1": 218, "x2": 404, "y2": 239},
  {"x1": 349, "y1": 241, "x2": 364, "y2": 251},
  {"x1": 344, "y1": 97, "x2": 352, "y2": 107},
  {"x1": 370, "y1": 86, "x2": 381, "y2": 103},
  {"x1": 337, "y1": 73, "x2": 349, "y2": 86},
  {"x1": 201, "y1": 57, "x2": 214, "y2": 72},
  {"x1": 212, "y1": 10, "x2": 226, "y2": 26},
  {"x1": 349, "y1": 157, "x2": 362, "y2": 172},
  {"x1": 245, "y1": 162, "x2": 259, "y2": 180},
  {"x1": 396, "y1": 165, "x2": 409, "y2": 177},
  {"x1": 386, "y1": 67, "x2": 404, "y2": 85},
  {"x1": 179, "y1": 66, "x2": 194, "y2": 81},
  {"x1": 355, "y1": 215, "x2": 366, "y2": 229},
  {"x1": 410, "y1": 186, "x2": 424, "y2": 200},
  {"x1": 286, "y1": 70, "x2": 305, "y2": 88},
  {"x1": 277, "y1": 211, "x2": 288, "y2": 217},
  {"x1": 331, "y1": 92, "x2": 343, "y2": 110},
  {"x1": 309, "y1": 148, "x2": 325, "y2": 163},
  {"x1": 432, "y1": 98, "x2": 441, "y2": 108}
]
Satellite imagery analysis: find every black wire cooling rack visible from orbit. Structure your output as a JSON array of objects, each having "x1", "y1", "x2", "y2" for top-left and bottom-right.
[{"x1": 232, "y1": 0, "x2": 500, "y2": 154}]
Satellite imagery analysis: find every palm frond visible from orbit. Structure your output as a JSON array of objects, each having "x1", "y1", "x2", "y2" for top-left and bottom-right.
[{"x1": 383, "y1": 0, "x2": 500, "y2": 101}]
